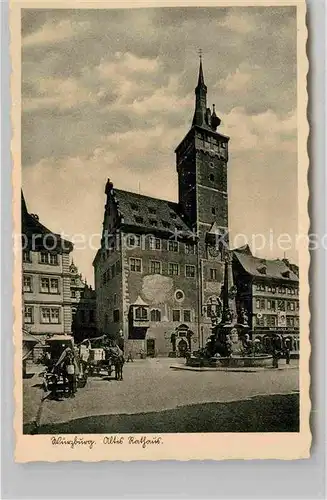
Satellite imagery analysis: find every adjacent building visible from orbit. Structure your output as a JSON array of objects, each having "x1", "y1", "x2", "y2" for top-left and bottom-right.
[
  {"x1": 93, "y1": 59, "x2": 236, "y2": 357},
  {"x1": 70, "y1": 261, "x2": 97, "y2": 342},
  {"x1": 232, "y1": 245, "x2": 300, "y2": 352},
  {"x1": 21, "y1": 191, "x2": 73, "y2": 358}
]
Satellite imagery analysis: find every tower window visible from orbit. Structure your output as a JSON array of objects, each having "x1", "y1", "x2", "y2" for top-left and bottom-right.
[
  {"x1": 212, "y1": 207, "x2": 216, "y2": 215},
  {"x1": 209, "y1": 162, "x2": 214, "y2": 168},
  {"x1": 210, "y1": 269, "x2": 217, "y2": 280},
  {"x1": 209, "y1": 174, "x2": 215, "y2": 182}
]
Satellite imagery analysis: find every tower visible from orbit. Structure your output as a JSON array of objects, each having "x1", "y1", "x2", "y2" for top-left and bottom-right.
[{"x1": 175, "y1": 56, "x2": 230, "y2": 259}]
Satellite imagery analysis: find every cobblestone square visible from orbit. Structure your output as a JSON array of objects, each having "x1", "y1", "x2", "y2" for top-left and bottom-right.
[{"x1": 24, "y1": 358, "x2": 299, "y2": 434}]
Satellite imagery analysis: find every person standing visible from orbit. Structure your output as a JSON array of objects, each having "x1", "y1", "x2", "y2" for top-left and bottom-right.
[{"x1": 64, "y1": 351, "x2": 77, "y2": 397}]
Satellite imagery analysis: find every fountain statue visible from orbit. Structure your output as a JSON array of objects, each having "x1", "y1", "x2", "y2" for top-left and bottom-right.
[{"x1": 186, "y1": 251, "x2": 273, "y2": 368}]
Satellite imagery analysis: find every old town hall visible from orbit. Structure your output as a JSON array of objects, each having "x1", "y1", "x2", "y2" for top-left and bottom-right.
[
  {"x1": 93, "y1": 59, "x2": 299, "y2": 357},
  {"x1": 93, "y1": 58, "x2": 233, "y2": 357}
]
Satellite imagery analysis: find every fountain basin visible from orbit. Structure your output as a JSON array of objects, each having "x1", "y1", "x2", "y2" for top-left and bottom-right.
[
  {"x1": 186, "y1": 354, "x2": 273, "y2": 369},
  {"x1": 215, "y1": 355, "x2": 273, "y2": 368}
]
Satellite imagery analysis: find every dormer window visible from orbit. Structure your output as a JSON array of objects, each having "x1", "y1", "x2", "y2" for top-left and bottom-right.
[
  {"x1": 282, "y1": 270, "x2": 290, "y2": 278},
  {"x1": 257, "y1": 265, "x2": 267, "y2": 275}
]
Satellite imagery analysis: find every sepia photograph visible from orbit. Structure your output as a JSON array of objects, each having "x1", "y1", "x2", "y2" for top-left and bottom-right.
[{"x1": 13, "y1": 1, "x2": 310, "y2": 461}]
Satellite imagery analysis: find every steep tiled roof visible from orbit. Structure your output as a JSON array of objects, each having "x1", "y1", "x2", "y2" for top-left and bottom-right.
[
  {"x1": 21, "y1": 191, "x2": 73, "y2": 251},
  {"x1": 112, "y1": 188, "x2": 192, "y2": 236},
  {"x1": 233, "y1": 247, "x2": 299, "y2": 282}
]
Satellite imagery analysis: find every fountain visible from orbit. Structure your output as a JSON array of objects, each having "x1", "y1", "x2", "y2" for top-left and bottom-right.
[{"x1": 186, "y1": 251, "x2": 273, "y2": 369}]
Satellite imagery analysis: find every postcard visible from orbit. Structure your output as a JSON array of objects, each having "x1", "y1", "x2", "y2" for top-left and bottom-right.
[{"x1": 12, "y1": 0, "x2": 311, "y2": 461}]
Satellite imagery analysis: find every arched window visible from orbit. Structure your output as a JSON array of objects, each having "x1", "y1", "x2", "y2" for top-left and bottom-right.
[
  {"x1": 135, "y1": 306, "x2": 148, "y2": 320},
  {"x1": 150, "y1": 309, "x2": 161, "y2": 322}
]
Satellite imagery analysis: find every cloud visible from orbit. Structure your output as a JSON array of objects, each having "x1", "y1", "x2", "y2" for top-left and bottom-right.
[
  {"x1": 23, "y1": 76, "x2": 95, "y2": 112},
  {"x1": 218, "y1": 63, "x2": 256, "y2": 93},
  {"x1": 22, "y1": 19, "x2": 83, "y2": 47},
  {"x1": 21, "y1": 6, "x2": 298, "y2": 283}
]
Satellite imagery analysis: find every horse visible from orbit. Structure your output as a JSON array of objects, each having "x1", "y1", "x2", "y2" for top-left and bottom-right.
[{"x1": 114, "y1": 355, "x2": 124, "y2": 380}]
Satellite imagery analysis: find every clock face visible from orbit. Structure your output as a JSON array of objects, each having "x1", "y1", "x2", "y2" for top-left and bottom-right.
[{"x1": 208, "y1": 245, "x2": 220, "y2": 257}]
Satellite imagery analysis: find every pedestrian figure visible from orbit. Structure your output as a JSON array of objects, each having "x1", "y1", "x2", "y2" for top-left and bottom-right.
[
  {"x1": 63, "y1": 350, "x2": 77, "y2": 397},
  {"x1": 126, "y1": 351, "x2": 133, "y2": 363},
  {"x1": 109, "y1": 344, "x2": 125, "y2": 380},
  {"x1": 272, "y1": 349, "x2": 279, "y2": 369},
  {"x1": 284, "y1": 338, "x2": 291, "y2": 365}
]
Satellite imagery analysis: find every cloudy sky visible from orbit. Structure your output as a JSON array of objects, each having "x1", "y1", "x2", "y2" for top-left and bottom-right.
[{"x1": 22, "y1": 7, "x2": 298, "y2": 285}]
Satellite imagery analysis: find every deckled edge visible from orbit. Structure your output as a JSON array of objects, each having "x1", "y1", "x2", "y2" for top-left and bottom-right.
[
  {"x1": 11, "y1": 0, "x2": 23, "y2": 463},
  {"x1": 297, "y1": 0, "x2": 312, "y2": 457}
]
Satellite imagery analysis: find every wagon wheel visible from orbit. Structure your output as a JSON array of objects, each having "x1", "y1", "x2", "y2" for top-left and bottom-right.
[{"x1": 78, "y1": 375, "x2": 88, "y2": 388}]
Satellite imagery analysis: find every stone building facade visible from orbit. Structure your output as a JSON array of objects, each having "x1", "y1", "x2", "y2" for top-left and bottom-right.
[
  {"x1": 70, "y1": 261, "x2": 97, "y2": 342},
  {"x1": 21, "y1": 191, "x2": 73, "y2": 357},
  {"x1": 93, "y1": 59, "x2": 236, "y2": 357},
  {"x1": 232, "y1": 245, "x2": 300, "y2": 352}
]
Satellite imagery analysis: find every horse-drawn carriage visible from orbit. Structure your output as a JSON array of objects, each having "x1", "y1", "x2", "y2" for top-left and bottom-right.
[
  {"x1": 39, "y1": 335, "x2": 125, "y2": 398},
  {"x1": 86, "y1": 346, "x2": 124, "y2": 380}
]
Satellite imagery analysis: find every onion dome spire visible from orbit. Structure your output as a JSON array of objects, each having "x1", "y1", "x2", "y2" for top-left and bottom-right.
[{"x1": 210, "y1": 104, "x2": 221, "y2": 131}]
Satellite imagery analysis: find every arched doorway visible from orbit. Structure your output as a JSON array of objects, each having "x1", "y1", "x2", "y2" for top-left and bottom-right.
[{"x1": 174, "y1": 324, "x2": 194, "y2": 356}]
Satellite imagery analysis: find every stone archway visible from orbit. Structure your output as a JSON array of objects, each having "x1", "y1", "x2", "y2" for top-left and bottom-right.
[{"x1": 175, "y1": 324, "x2": 194, "y2": 352}]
